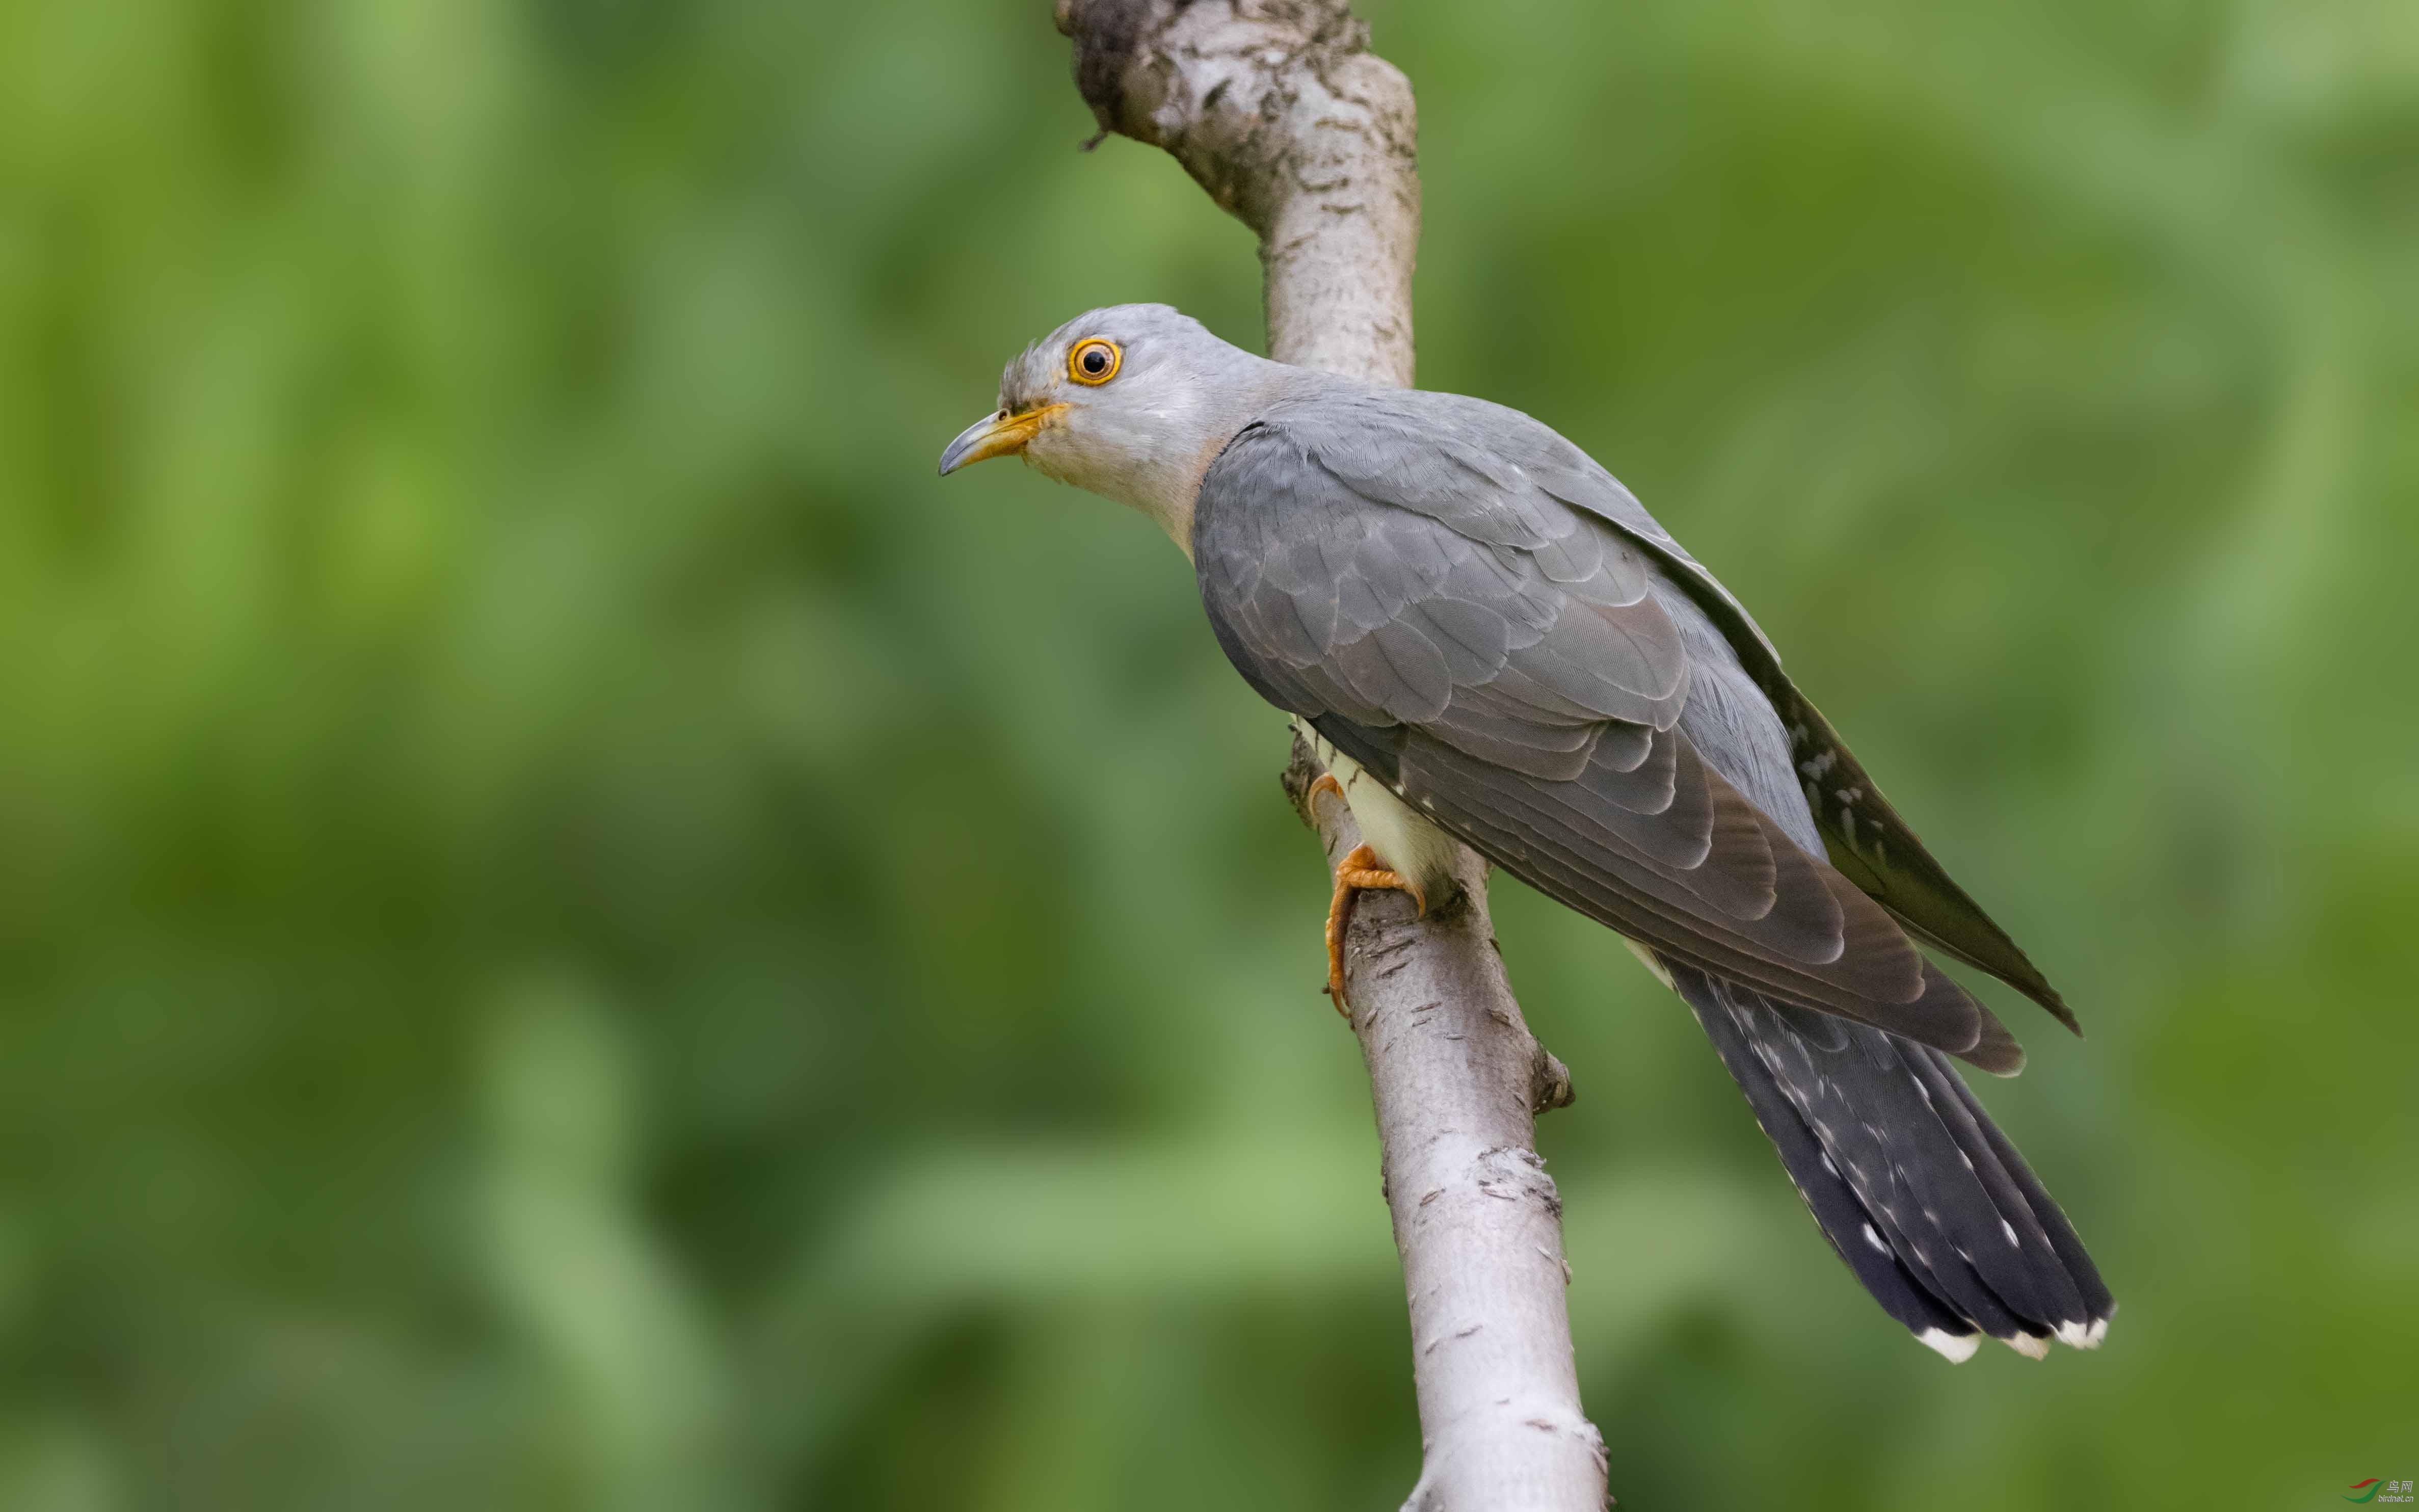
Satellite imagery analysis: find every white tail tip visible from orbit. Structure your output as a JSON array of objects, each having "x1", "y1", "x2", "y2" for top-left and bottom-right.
[{"x1": 1918, "y1": 1329, "x2": 1980, "y2": 1363}]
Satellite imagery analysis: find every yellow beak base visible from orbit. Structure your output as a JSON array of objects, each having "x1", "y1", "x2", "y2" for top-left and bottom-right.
[{"x1": 938, "y1": 404, "x2": 1066, "y2": 475}]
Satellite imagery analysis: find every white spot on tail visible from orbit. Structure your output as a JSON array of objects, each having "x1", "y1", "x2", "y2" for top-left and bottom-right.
[
  {"x1": 1918, "y1": 1329, "x2": 1979, "y2": 1363},
  {"x1": 1862, "y1": 1224, "x2": 1888, "y2": 1254},
  {"x1": 2002, "y1": 1332, "x2": 2051, "y2": 1360}
]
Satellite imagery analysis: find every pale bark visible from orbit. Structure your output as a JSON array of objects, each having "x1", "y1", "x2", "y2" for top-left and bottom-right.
[{"x1": 1052, "y1": 4, "x2": 1608, "y2": 1506}]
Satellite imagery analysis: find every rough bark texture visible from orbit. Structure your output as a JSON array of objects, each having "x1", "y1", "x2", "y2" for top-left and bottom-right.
[
  {"x1": 1057, "y1": 0, "x2": 1416, "y2": 386},
  {"x1": 1053, "y1": 4, "x2": 1608, "y2": 1505}
]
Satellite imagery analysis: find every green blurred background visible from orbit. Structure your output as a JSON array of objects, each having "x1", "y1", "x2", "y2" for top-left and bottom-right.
[{"x1": 2, "y1": 0, "x2": 2414, "y2": 1506}]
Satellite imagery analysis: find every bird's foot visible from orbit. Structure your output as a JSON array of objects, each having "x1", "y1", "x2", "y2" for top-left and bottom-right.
[{"x1": 1325, "y1": 843, "x2": 1427, "y2": 1017}]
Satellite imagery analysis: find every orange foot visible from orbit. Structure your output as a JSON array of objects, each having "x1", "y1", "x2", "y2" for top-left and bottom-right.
[{"x1": 1324, "y1": 843, "x2": 1428, "y2": 1017}]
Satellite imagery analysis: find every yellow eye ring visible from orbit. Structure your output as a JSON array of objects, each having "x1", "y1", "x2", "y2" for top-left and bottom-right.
[{"x1": 1068, "y1": 338, "x2": 1121, "y2": 385}]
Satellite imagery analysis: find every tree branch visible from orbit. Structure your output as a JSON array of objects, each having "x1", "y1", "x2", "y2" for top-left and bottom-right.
[{"x1": 1054, "y1": 4, "x2": 1608, "y2": 1505}]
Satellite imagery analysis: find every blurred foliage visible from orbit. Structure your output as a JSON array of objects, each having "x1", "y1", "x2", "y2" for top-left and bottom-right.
[{"x1": 0, "y1": 0, "x2": 2413, "y2": 1507}]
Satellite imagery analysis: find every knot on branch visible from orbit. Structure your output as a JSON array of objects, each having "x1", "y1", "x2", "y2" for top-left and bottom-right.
[
  {"x1": 1054, "y1": 0, "x2": 1153, "y2": 134},
  {"x1": 1472, "y1": 1146, "x2": 1562, "y2": 1218},
  {"x1": 1281, "y1": 726, "x2": 1326, "y2": 830},
  {"x1": 1531, "y1": 1043, "x2": 1577, "y2": 1115}
]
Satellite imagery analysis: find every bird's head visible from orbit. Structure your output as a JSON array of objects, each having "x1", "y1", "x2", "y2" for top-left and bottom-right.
[{"x1": 938, "y1": 304, "x2": 1288, "y2": 545}]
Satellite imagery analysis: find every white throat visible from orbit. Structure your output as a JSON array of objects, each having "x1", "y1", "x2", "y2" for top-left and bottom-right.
[{"x1": 1025, "y1": 422, "x2": 1228, "y2": 555}]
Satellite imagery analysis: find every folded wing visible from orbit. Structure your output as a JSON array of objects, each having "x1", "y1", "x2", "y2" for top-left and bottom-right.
[{"x1": 1194, "y1": 392, "x2": 2033, "y2": 1071}]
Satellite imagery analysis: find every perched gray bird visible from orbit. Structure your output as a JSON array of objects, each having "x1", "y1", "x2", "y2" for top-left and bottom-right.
[{"x1": 940, "y1": 304, "x2": 2113, "y2": 1362}]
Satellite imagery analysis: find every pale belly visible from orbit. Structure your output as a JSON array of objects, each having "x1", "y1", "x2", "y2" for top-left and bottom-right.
[
  {"x1": 1298, "y1": 718, "x2": 1465, "y2": 906},
  {"x1": 1299, "y1": 717, "x2": 1670, "y2": 987}
]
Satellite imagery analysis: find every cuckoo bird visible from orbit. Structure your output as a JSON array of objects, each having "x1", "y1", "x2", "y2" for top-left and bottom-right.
[{"x1": 940, "y1": 304, "x2": 2113, "y2": 1362}]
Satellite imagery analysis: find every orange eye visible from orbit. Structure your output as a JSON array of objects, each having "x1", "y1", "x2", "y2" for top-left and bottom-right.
[{"x1": 1068, "y1": 338, "x2": 1121, "y2": 385}]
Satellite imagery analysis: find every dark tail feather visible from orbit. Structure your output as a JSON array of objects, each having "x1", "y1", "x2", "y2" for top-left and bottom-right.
[{"x1": 1665, "y1": 958, "x2": 2114, "y2": 1360}]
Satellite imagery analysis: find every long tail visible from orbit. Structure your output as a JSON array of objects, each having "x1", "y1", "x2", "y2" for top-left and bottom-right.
[{"x1": 1662, "y1": 958, "x2": 2114, "y2": 1360}]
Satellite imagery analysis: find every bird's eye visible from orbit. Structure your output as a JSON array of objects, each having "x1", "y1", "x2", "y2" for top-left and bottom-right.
[{"x1": 1068, "y1": 338, "x2": 1121, "y2": 385}]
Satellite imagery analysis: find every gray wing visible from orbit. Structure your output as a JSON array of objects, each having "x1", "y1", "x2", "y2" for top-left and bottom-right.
[
  {"x1": 1194, "y1": 388, "x2": 2024, "y2": 1072},
  {"x1": 1446, "y1": 393, "x2": 2077, "y2": 1029}
]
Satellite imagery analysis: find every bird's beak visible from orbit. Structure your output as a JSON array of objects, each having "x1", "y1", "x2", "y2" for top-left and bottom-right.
[{"x1": 938, "y1": 404, "x2": 1065, "y2": 476}]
